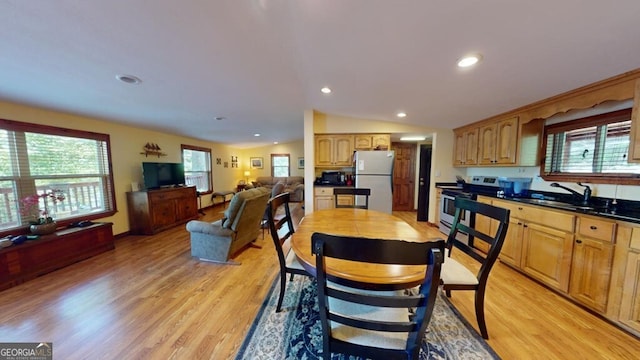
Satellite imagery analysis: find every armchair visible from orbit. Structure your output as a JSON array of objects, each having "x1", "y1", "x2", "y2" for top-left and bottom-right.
[{"x1": 186, "y1": 187, "x2": 270, "y2": 264}]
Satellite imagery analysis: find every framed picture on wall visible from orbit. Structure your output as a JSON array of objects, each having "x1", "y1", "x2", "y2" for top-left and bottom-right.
[
  {"x1": 250, "y1": 157, "x2": 263, "y2": 169},
  {"x1": 298, "y1": 157, "x2": 304, "y2": 169}
]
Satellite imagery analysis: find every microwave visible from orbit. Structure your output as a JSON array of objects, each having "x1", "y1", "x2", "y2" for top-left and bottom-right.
[{"x1": 321, "y1": 171, "x2": 343, "y2": 185}]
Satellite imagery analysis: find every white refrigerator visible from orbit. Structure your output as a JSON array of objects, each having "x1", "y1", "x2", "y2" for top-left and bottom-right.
[{"x1": 354, "y1": 150, "x2": 395, "y2": 213}]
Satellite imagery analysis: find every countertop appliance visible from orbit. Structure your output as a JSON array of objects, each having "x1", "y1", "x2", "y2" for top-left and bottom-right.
[
  {"x1": 354, "y1": 150, "x2": 395, "y2": 213},
  {"x1": 316, "y1": 170, "x2": 344, "y2": 185}
]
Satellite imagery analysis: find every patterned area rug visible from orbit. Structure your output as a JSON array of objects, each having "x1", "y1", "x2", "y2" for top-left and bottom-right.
[{"x1": 236, "y1": 276, "x2": 500, "y2": 359}]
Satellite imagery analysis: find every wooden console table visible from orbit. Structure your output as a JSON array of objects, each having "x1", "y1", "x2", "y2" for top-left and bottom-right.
[
  {"x1": 127, "y1": 186, "x2": 198, "y2": 235},
  {"x1": 0, "y1": 222, "x2": 114, "y2": 291}
]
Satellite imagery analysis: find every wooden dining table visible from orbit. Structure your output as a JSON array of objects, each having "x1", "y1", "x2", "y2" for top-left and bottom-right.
[{"x1": 290, "y1": 208, "x2": 440, "y2": 290}]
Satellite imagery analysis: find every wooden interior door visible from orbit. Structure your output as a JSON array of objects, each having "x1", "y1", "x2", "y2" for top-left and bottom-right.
[{"x1": 392, "y1": 142, "x2": 416, "y2": 211}]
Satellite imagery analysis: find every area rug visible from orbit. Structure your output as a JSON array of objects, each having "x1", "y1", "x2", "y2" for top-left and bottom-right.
[{"x1": 236, "y1": 276, "x2": 500, "y2": 359}]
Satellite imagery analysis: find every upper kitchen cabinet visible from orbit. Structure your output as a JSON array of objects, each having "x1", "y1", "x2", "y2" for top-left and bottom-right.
[
  {"x1": 315, "y1": 134, "x2": 354, "y2": 167},
  {"x1": 353, "y1": 134, "x2": 391, "y2": 151},
  {"x1": 628, "y1": 78, "x2": 640, "y2": 162},
  {"x1": 453, "y1": 127, "x2": 478, "y2": 166},
  {"x1": 478, "y1": 116, "x2": 518, "y2": 165}
]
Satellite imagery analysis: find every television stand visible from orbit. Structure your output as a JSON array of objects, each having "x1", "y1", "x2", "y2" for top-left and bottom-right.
[{"x1": 127, "y1": 186, "x2": 198, "y2": 235}]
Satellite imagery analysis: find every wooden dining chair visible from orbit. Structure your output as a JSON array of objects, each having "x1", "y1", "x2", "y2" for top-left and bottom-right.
[
  {"x1": 267, "y1": 192, "x2": 310, "y2": 312},
  {"x1": 311, "y1": 232, "x2": 445, "y2": 360},
  {"x1": 440, "y1": 197, "x2": 510, "y2": 339},
  {"x1": 333, "y1": 187, "x2": 371, "y2": 209}
]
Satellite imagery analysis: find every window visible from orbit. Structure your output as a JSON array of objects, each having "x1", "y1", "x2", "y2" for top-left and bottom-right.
[
  {"x1": 271, "y1": 154, "x2": 290, "y2": 177},
  {"x1": 541, "y1": 108, "x2": 640, "y2": 183},
  {"x1": 0, "y1": 119, "x2": 116, "y2": 232},
  {"x1": 181, "y1": 145, "x2": 212, "y2": 193}
]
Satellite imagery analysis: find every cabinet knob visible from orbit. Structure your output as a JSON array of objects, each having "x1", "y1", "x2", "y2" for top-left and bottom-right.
[
  {"x1": 590, "y1": 225, "x2": 597, "y2": 230},
  {"x1": 517, "y1": 222, "x2": 523, "y2": 226},
  {"x1": 518, "y1": 207, "x2": 523, "y2": 210},
  {"x1": 523, "y1": 224, "x2": 528, "y2": 228},
  {"x1": 576, "y1": 239, "x2": 583, "y2": 244}
]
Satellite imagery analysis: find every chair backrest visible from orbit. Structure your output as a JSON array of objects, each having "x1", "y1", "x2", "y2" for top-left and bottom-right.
[
  {"x1": 267, "y1": 192, "x2": 295, "y2": 264},
  {"x1": 333, "y1": 187, "x2": 371, "y2": 209},
  {"x1": 311, "y1": 232, "x2": 445, "y2": 359},
  {"x1": 446, "y1": 197, "x2": 510, "y2": 283}
]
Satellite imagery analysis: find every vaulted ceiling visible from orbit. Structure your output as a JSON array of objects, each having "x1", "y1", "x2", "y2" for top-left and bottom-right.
[{"x1": 2, "y1": 1, "x2": 640, "y2": 148}]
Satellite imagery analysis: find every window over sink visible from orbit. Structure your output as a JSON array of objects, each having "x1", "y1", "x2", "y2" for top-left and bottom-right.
[{"x1": 541, "y1": 106, "x2": 640, "y2": 184}]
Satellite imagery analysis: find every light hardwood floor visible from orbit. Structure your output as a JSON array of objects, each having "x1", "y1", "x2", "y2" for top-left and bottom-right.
[{"x1": 0, "y1": 206, "x2": 638, "y2": 359}]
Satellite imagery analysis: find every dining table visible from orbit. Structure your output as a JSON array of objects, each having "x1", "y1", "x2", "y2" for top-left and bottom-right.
[{"x1": 290, "y1": 208, "x2": 440, "y2": 290}]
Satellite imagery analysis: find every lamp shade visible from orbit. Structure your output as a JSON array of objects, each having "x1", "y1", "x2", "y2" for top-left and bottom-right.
[{"x1": 244, "y1": 171, "x2": 250, "y2": 177}]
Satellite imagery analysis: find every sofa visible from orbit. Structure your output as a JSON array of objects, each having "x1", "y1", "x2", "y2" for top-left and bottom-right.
[
  {"x1": 249, "y1": 176, "x2": 304, "y2": 202},
  {"x1": 186, "y1": 187, "x2": 270, "y2": 264}
]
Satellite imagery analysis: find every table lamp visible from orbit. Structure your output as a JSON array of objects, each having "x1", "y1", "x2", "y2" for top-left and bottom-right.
[{"x1": 244, "y1": 170, "x2": 250, "y2": 184}]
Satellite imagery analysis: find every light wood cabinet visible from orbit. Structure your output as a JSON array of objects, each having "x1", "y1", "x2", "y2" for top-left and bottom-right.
[
  {"x1": 610, "y1": 223, "x2": 640, "y2": 335},
  {"x1": 354, "y1": 134, "x2": 390, "y2": 150},
  {"x1": 473, "y1": 196, "x2": 493, "y2": 253},
  {"x1": 434, "y1": 189, "x2": 442, "y2": 226},
  {"x1": 315, "y1": 135, "x2": 354, "y2": 167},
  {"x1": 491, "y1": 199, "x2": 575, "y2": 292},
  {"x1": 478, "y1": 116, "x2": 518, "y2": 165},
  {"x1": 569, "y1": 216, "x2": 616, "y2": 312},
  {"x1": 127, "y1": 186, "x2": 198, "y2": 235},
  {"x1": 453, "y1": 128, "x2": 478, "y2": 166},
  {"x1": 314, "y1": 187, "x2": 335, "y2": 210},
  {"x1": 629, "y1": 78, "x2": 640, "y2": 162}
]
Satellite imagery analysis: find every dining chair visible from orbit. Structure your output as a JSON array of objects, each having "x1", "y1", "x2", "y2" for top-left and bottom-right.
[
  {"x1": 267, "y1": 192, "x2": 310, "y2": 312},
  {"x1": 311, "y1": 232, "x2": 445, "y2": 360},
  {"x1": 440, "y1": 197, "x2": 510, "y2": 339},
  {"x1": 333, "y1": 187, "x2": 371, "y2": 209}
]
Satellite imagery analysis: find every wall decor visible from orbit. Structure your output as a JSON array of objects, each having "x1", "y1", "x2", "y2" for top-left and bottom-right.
[
  {"x1": 231, "y1": 156, "x2": 238, "y2": 168},
  {"x1": 216, "y1": 158, "x2": 222, "y2": 165},
  {"x1": 140, "y1": 142, "x2": 167, "y2": 157},
  {"x1": 250, "y1": 157, "x2": 263, "y2": 169},
  {"x1": 298, "y1": 157, "x2": 304, "y2": 169},
  {"x1": 224, "y1": 161, "x2": 229, "y2": 168}
]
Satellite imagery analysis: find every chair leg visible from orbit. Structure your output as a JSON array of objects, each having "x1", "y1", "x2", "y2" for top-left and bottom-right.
[
  {"x1": 289, "y1": 273, "x2": 295, "y2": 281},
  {"x1": 445, "y1": 288, "x2": 452, "y2": 298},
  {"x1": 276, "y1": 271, "x2": 287, "y2": 312},
  {"x1": 475, "y1": 288, "x2": 488, "y2": 339}
]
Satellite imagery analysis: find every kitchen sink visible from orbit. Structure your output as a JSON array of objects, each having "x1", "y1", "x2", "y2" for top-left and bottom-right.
[{"x1": 511, "y1": 198, "x2": 595, "y2": 211}]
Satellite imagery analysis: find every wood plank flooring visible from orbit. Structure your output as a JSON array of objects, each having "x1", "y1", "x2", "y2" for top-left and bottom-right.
[{"x1": 0, "y1": 206, "x2": 637, "y2": 359}]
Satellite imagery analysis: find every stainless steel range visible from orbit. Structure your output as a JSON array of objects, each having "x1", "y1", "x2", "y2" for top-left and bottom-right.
[{"x1": 438, "y1": 176, "x2": 502, "y2": 245}]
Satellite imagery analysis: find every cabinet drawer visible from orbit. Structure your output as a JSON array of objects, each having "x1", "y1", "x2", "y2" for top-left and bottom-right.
[
  {"x1": 315, "y1": 187, "x2": 334, "y2": 196},
  {"x1": 577, "y1": 216, "x2": 616, "y2": 243},
  {"x1": 149, "y1": 189, "x2": 185, "y2": 201},
  {"x1": 492, "y1": 199, "x2": 574, "y2": 232}
]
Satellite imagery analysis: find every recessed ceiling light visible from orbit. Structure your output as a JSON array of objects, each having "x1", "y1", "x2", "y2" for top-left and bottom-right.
[
  {"x1": 254, "y1": 133, "x2": 261, "y2": 137},
  {"x1": 115, "y1": 74, "x2": 142, "y2": 84},
  {"x1": 321, "y1": 87, "x2": 332, "y2": 94},
  {"x1": 273, "y1": 141, "x2": 279, "y2": 144},
  {"x1": 396, "y1": 112, "x2": 407, "y2": 118},
  {"x1": 214, "y1": 116, "x2": 226, "y2": 121},
  {"x1": 457, "y1": 54, "x2": 482, "y2": 68},
  {"x1": 400, "y1": 136, "x2": 426, "y2": 141}
]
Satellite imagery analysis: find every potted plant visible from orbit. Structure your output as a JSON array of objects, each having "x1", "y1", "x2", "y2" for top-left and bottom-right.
[{"x1": 19, "y1": 189, "x2": 66, "y2": 235}]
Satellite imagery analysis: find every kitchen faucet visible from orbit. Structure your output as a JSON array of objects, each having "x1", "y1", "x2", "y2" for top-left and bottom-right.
[{"x1": 550, "y1": 182, "x2": 592, "y2": 205}]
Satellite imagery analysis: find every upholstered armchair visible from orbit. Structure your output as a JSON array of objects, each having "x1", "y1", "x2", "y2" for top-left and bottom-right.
[{"x1": 186, "y1": 187, "x2": 270, "y2": 264}]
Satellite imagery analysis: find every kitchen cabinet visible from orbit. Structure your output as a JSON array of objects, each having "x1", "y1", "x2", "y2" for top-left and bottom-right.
[
  {"x1": 452, "y1": 128, "x2": 478, "y2": 166},
  {"x1": 473, "y1": 196, "x2": 493, "y2": 253},
  {"x1": 491, "y1": 199, "x2": 575, "y2": 292},
  {"x1": 127, "y1": 186, "x2": 198, "y2": 235},
  {"x1": 569, "y1": 216, "x2": 616, "y2": 313},
  {"x1": 315, "y1": 186, "x2": 354, "y2": 210},
  {"x1": 629, "y1": 78, "x2": 640, "y2": 162},
  {"x1": 478, "y1": 116, "x2": 518, "y2": 165},
  {"x1": 434, "y1": 189, "x2": 442, "y2": 226},
  {"x1": 354, "y1": 134, "x2": 390, "y2": 150},
  {"x1": 315, "y1": 135, "x2": 354, "y2": 167},
  {"x1": 609, "y1": 223, "x2": 640, "y2": 335}
]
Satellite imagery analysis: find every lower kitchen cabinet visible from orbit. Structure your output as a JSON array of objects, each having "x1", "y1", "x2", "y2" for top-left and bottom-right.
[
  {"x1": 521, "y1": 222, "x2": 574, "y2": 292},
  {"x1": 499, "y1": 216, "x2": 524, "y2": 268},
  {"x1": 610, "y1": 223, "x2": 640, "y2": 336},
  {"x1": 569, "y1": 216, "x2": 616, "y2": 312}
]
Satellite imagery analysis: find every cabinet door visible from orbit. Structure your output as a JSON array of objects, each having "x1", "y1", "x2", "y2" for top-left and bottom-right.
[
  {"x1": 315, "y1": 136, "x2": 334, "y2": 166},
  {"x1": 499, "y1": 217, "x2": 524, "y2": 268},
  {"x1": 371, "y1": 135, "x2": 390, "y2": 150},
  {"x1": 464, "y1": 128, "x2": 478, "y2": 165},
  {"x1": 354, "y1": 135, "x2": 372, "y2": 150},
  {"x1": 315, "y1": 196, "x2": 334, "y2": 210},
  {"x1": 569, "y1": 237, "x2": 614, "y2": 312},
  {"x1": 495, "y1": 116, "x2": 518, "y2": 164},
  {"x1": 619, "y1": 250, "x2": 640, "y2": 333},
  {"x1": 473, "y1": 197, "x2": 493, "y2": 253},
  {"x1": 453, "y1": 130, "x2": 466, "y2": 166},
  {"x1": 176, "y1": 196, "x2": 197, "y2": 221},
  {"x1": 478, "y1": 124, "x2": 497, "y2": 165},
  {"x1": 333, "y1": 136, "x2": 354, "y2": 166},
  {"x1": 151, "y1": 201, "x2": 176, "y2": 228},
  {"x1": 521, "y1": 222, "x2": 574, "y2": 292},
  {"x1": 628, "y1": 78, "x2": 640, "y2": 162}
]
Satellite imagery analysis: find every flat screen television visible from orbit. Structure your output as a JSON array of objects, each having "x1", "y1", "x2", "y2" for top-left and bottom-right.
[{"x1": 142, "y1": 162, "x2": 186, "y2": 189}]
